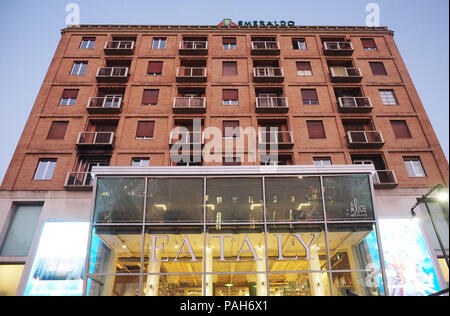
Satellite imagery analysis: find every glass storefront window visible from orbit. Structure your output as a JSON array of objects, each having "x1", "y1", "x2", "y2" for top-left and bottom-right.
[
  {"x1": 0, "y1": 264, "x2": 25, "y2": 296},
  {"x1": 332, "y1": 271, "x2": 384, "y2": 296},
  {"x1": 323, "y1": 175, "x2": 374, "y2": 220},
  {"x1": 265, "y1": 177, "x2": 323, "y2": 221},
  {"x1": 89, "y1": 226, "x2": 142, "y2": 274},
  {"x1": 142, "y1": 274, "x2": 203, "y2": 296},
  {"x1": 94, "y1": 178, "x2": 145, "y2": 223},
  {"x1": 327, "y1": 224, "x2": 382, "y2": 273},
  {"x1": 146, "y1": 178, "x2": 204, "y2": 223},
  {"x1": 267, "y1": 224, "x2": 328, "y2": 271},
  {"x1": 206, "y1": 225, "x2": 265, "y2": 274},
  {"x1": 143, "y1": 226, "x2": 204, "y2": 274},
  {"x1": 269, "y1": 273, "x2": 331, "y2": 296},
  {"x1": 211, "y1": 274, "x2": 267, "y2": 296},
  {"x1": 87, "y1": 275, "x2": 140, "y2": 296},
  {"x1": 206, "y1": 178, "x2": 264, "y2": 223}
]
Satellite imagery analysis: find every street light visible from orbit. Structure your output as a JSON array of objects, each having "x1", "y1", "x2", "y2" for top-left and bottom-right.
[{"x1": 411, "y1": 184, "x2": 449, "y2": 268}]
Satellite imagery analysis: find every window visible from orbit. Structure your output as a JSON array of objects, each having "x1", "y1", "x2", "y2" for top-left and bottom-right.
[
  {"x1": 301, "y1": 89, "x2": 319, "y2": 105},
  {"x1": 379, "y1": 89, "x2": 398, "y2": 105},
  {"x1": 222, "y1": 37, "x2": 236, "y2": 50},
  {"x1": 152, "y1": 38, "x2": 166, "y2": 50},
  {"x1": 369, "y1": 62, "x2": 387, "y2": 76},
  {"x1": 147, "y1": 61, "x2": 163, "y2": 75},
  {"x1": 222, "y1": 89, "x2": 239, "y2": 106},
  {"x1": 313, "y1": 157, "x2": 332, "y2": 166},
  {"x1": 222, "y1": 156, "x2": 241, "y2": 166},
  {"x1": 223, "y1": 120, "x2": 239, "y2": 139},
  {"x1": 391, "y1": 120, "x2": 412, "y2": 138},
  {"x1": 361, "y1": 38, "x2": 377, "y2": 50},
  {"x1": 296, "y1": 61, "x2": 312, "y2": 76},
  {"x1": 60, "y1": 89, "x2": 79, "y2": 106},
  {"x1": 34, "y1": 159, "x2": 57, "y2": 180},
  {"x1": 71, "y1": 62, "x2": 88, "y2": 76},
  {"x1": 292, "y1": 38, "x2": 307, "y2": 50},
  {"x1": 47, "y1": 121, "x2": 68, "y2": 140},
  {"x1": 136, "y1": 121, "x2": 155, "y2": 139},
  {"x1": 132, "y1": 158, "x2": 150, "y2": 167},
  {"x1": 0, "y1": 205, "x2": 42, "y2": 257},
  {"x1": 0, "y1": 264, "x2": 25, "y2": 296},
  {"x1": 222, "y1": 61, "x2": 237, "y2": 76},
  {"x1": 306, "y1": 121, "x2": 326, "y2": 139},
  {"x1": 404, "y1": 157, "x2": 426, "y2": 177},
  {"x1": 142, "y1": 89, "x2": 159, "y2": 106},
  {"x1": 80, "y1": 37, "x2": 95, "y2": 49}
]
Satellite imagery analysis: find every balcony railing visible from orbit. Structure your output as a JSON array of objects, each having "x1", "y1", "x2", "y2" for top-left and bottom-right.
[
  {"x1": 179, "y1": 41, "x2": 208, "y2": 54},
  {"x1": 169, "y1": 131, "x2": 204, "y2": 146},
  {"x1": 256, "y1": 97, "x2": 289, "y2": 113},
  {"x1": 323, "y1": 42, "x2": 354, "y2": 55},
  {"x1": 87, "y1": 96, "x2": 123, "y2": 113},
  {"x1": 65, "y1": 172, "x2": 94, "y2": 190},
  {"x1": 338, "y1": 97, "x2": 372, "y2": 113},
  {"x1": 330, "y1": 67, "x2": 362, "y2": 83},
  {"x1": 253, "y1": 67, "x2": 284, "y2": 82},
  {"x1": 347, "y1": 131, "x2": 384, "y2": 148},
  {"x1": 96, "y1": 67, "x2": 129, "y2": 82},
  {"x1": 176, "y1": 67, "x2": 207, "y2": 82},
  {"x1": 258, "y1": 130, "x2": 294, "y2": 149},
  {"x1": 104, "y1": 41, "x2": 135, "y2": 54},
  {"x1": 373, "y1": 170, "x2": 398, "y2": 189},
  {"x1": 251, "y1": 41, "x2": 280, "y2": 55},
  {"x1": 76, "y1": 132, "x2": 115, "y2": 149},
  {"x1": 173, "y1": 97, "x2": 206, "y2": 113}
]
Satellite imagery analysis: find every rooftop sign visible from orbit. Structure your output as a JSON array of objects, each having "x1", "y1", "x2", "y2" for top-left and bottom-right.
[{"x1": 219, "y1": 19, "x2": 295, "y2": 27}]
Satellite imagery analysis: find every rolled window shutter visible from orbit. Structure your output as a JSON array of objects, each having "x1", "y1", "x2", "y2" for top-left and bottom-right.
[
  {"x1": 222, "y1": 61, "x2": 237, "y2": 75},
  {"x1": 296, "y1": 62, "x2": 311, "y2": 71},
  {"x1": 370, "y1": 62, "x2": 387, "y2": 75},
  {"x1": 147, "y1": 61, "x2": 163, "y2": 74},
  {"x1": 223, "y1": 89, "x2": 238, "y2": 100},
  {"x1": 62, "y1": 89, "x2": 79, "y2": 99},
  {"x1": 223, "y1": 121, "x2": 239, "y2": 137},
  {"x1": 307, "y1": 121, "x2": 326, "y2": 138},
  {"x1": 47, "y1": 121, "x2": 68, "y2": 139},
  {"x1": 391, "y1": 120, "x2": 411, "y2": 138},
  {"x1": 361, "y1": 38, "x2": 376, "y2": 49},
  {"x1": 136, "y1": 121, "x2": 155, "y2": 138},
  {"x1": 301, "y1": 89, "x2": 318, "y2": 101},
  {"x1": 142, "y1": 90, "x2": 159, "y2": 105},
  {"x1": 223, "y1": 37, "x2": 236, "y2": 44}
]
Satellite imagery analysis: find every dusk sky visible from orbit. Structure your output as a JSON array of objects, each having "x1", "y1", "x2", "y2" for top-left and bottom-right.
[{"x1": 0, "y1": 0, "x2": 448, "y2": 183}]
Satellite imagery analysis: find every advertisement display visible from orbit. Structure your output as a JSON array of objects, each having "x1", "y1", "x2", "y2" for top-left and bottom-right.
[
  {"x1": 24, "y1": 222, "x2": 90, "y2": 296},
  {"x1": 378, "y1": 219, "x2": 442, "y2": 296}
]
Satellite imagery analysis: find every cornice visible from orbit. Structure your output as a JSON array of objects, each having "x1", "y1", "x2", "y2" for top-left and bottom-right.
[{"x1": 61, "y1": 24, "x2": 394, "y2": 36}]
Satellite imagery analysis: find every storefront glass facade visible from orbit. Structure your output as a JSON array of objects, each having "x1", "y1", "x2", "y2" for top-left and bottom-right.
[{"x1": 86, "y1": 174, "x2": 386, "y2": 296}]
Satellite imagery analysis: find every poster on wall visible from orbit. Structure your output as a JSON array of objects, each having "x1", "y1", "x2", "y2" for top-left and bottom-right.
[
  {"x1": 378, "y1": 218, "x2": 441, "y2": 296},
  {"x1": 24, "y1": 222, "x2": 90, "y2": 296}
]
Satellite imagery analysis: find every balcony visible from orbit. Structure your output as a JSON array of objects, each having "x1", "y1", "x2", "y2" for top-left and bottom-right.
[
  {"x1": 169, "y1": 131, "x2": 205, "y2": 146},
  {"x1": 330, "y1": 67, "x2": 362, "y2": 83},
  {"x1": 253, "y1": 67, "x2": 284, "y2": 82},
  {"x1": 179, "y1": 41, "x2": 208, "y2": 55},
  {"x1": 255, "y1": 97, "x2": 289, "y2": 113},
  {"x1": 176, "y1": 67, "x2": 207, "y2": 82},
  {"x1": 87, "y1": 96, "x2": 123, "y2": 114},
  {"x1": 251, "y1": 41, "x2": 280, "y2": 55},
  {"x1": 373, "y1": 170, "x2": 398, "y2": 189},
  {"x1": 96, "y1": 67, "x2": 129, "y2": 83},
  {"x1": 347, "y1": 131, "x2": 384, "y2": 148},
  {"x1": 323, "y1": 42, "x2": 354, "y2": 56},
  {"x1": 258, "y1": 130, "x2": 294, "y2": 149},
  {"x1": 104, "y1": 41, "x2": 135, "y2": 55},
  {"x1": 64, "y1": 172, "x2": 94, "y2": 191},
  {"x1": 338, "y1": 97, "x2": 372, "y2": 113},
  {"x1": 173, "y1": 97, "x2": 206, "y2": 113},
  {"x1": 76, "y1": 132, "x2": 115, "y2": 150}
]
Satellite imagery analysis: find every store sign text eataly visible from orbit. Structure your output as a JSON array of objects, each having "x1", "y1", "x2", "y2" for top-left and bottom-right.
[{"x1": 148, "y1": 233, "x2": 320, "y2": 262}]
